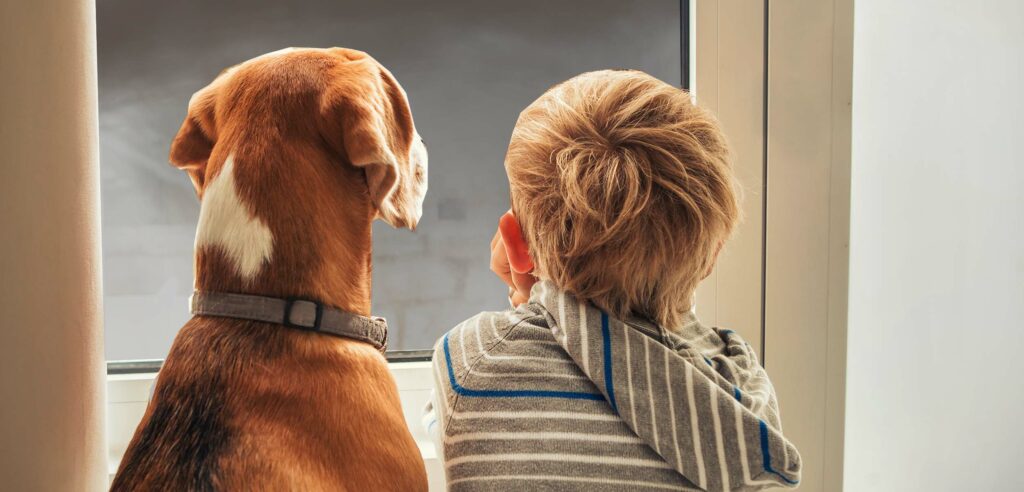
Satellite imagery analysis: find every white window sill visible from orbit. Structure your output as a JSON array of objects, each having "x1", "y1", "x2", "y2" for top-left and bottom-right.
[{"x1": 107, "y1": 360, "x2": 444, "y2": 490}]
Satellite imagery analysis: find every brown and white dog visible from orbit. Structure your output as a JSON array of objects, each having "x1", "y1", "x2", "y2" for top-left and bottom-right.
[{"x1": 111, "y1": 48, "x2": 428, "y2": 491}]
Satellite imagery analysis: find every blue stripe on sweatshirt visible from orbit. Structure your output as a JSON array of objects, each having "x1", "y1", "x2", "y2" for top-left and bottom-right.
[
  {"x1": 443, "y1": 331, "x2": 604, "y2": 401},
  {"x1": 760, "y1": 420, "x2": 799, "y2": 484},
  {"x1": 601, "y1": 311, "x2": 618, "y2": 412}
]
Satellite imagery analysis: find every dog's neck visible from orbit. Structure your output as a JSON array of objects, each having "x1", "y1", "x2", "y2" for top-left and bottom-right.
[{"x1": 193, "y1": 152, "x2": 375, "y2": 316}]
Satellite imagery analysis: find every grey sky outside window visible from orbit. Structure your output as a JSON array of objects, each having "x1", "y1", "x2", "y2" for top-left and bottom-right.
[{"x1": 99, "y1": 0, "x2": 683, "y2": 360}]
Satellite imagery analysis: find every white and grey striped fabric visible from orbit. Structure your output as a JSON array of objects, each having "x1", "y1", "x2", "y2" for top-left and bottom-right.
[{"x1": 427, "y1": 280, "x2": 801, "y2": 491}]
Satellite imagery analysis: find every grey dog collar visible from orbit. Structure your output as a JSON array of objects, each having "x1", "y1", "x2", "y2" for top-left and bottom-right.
[{"x1": 189, "y1": 291, "x2": 388, "y2": 352}]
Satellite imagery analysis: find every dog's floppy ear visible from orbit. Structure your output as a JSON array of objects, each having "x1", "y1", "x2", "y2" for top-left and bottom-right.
[
  {"x1": 320, "y1": 50, "x2": 425, "y2": 230},
  {"x1": 169, "y1": 86, "x2": 217, "y2": 194}
]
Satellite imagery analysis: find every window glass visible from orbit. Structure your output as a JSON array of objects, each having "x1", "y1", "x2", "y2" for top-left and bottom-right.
[{"x1": 99, "y1": 0, "x2": 683, "y2": 359}]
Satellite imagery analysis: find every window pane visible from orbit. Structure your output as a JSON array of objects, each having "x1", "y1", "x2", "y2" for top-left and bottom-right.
[{"x1": 99, "y1": 0, "x2": 683, "y2": 360}]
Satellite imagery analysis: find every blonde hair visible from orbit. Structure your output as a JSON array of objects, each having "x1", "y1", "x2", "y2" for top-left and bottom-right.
[{"x1": 506, "y1": 70, "x2": 739, "y2": 329}]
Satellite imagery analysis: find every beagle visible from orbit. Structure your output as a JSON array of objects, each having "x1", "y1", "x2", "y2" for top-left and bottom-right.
[{"x1": 111, "y1": 48, "x2": 428, "y2": 491}]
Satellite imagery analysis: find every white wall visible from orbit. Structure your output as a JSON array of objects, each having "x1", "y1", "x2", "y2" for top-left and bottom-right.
[
  {"x1": 0, "y1": 0, "x2": 107, "y2": 489},
  {"x1": 847, "y1": 1, "x2": 1024, "y2": 490}
]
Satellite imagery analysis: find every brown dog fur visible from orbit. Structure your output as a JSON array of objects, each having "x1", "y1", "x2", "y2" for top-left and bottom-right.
[{"x1": 111, "y1": 48, "x2": 428, "y2": 491}]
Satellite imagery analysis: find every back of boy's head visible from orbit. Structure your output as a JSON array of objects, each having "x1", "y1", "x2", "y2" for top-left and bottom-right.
[{"x1": 506, "y1": 69, "x2": 739, "y2": 329}]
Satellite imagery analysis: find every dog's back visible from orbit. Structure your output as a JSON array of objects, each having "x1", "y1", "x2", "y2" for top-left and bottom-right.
[
  {"x1": 111, "y1": 318, "x2": 234, "y2": 491},
  {"x1": 113, "y1": 317, "x2": 425, "y2": 491}
]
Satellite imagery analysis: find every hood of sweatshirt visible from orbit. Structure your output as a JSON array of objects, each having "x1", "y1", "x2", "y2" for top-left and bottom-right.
[{"x1": 530, "y1": 280, "x2": 802, "y2": 491}]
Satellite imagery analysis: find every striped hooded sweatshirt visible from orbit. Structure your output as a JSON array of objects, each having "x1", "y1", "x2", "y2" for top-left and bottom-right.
[{"x1": 427, "y1": 280, "x2": 801, "y2": 491}]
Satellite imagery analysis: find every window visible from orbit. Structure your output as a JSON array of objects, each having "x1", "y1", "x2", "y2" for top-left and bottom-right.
[{"x1": 99, "y1": 0, "x2": 686, "y2": 360}]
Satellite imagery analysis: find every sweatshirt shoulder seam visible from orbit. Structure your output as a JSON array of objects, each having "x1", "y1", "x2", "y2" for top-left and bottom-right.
[{"x1": 442, "y1": 311, "x2": 541, "y2": 431}]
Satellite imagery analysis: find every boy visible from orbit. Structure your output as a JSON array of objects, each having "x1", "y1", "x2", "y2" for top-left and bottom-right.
[{"x1": 428, "y1": 70, "x2": 801, "y2": 491}]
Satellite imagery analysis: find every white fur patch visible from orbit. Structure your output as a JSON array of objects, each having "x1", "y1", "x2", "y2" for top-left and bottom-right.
[
  {"x1": 407, "y1": 133, "x2": 428, "y2": 224},
  {"x1": 195, "y1": 155, "x2": 274, "y2": 281}
]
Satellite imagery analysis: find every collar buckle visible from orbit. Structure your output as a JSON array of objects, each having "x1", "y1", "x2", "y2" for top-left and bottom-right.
[{"x1": 282, "y1": 297, "x2": 324, "y2": 331}]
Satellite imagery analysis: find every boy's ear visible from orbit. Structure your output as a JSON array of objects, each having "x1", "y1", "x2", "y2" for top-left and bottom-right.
[{"x1": 499, "y1": 211, "x2": 535, "y2": 274}]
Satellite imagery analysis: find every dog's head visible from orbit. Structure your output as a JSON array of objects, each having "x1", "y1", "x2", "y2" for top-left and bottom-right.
[{"x1": 169, "y1": 47, "x2": 427, "y2": 230}]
